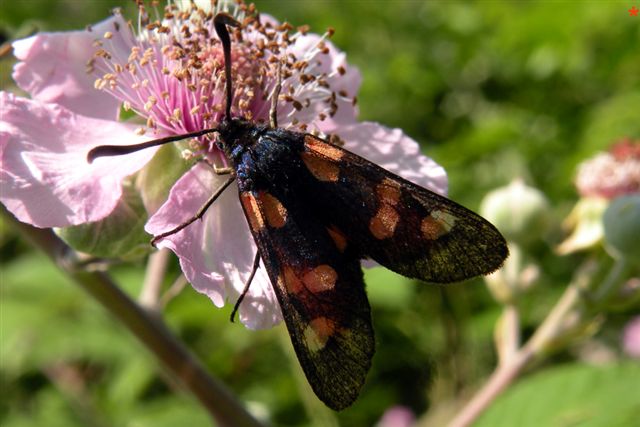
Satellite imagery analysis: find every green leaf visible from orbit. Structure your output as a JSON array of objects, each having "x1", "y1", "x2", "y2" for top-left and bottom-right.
[
  {"x1": 126, "y1": 397, "x2": 210, "y2": 427},
  {"x1": 0, "y1": 253, "x2": 142, "y2": 373},
  {"x1": 476, "y1": 362, "x2": 640, "y2": 427}
]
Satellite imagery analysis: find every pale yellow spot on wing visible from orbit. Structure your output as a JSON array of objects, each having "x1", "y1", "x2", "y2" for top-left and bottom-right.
[
  {"x1": 369, "y1": 204, "x2": 400, "y2": 239},
  {"x1": 421, "y1": 209, "x2": 456, "y2": 240},
  {"x1": 431, "y1": 210, "x2": 456, "y2": 232},
  {"x1": 302, "y1": 264, "x2": 338, "y2": 292},
  {"x1": 303, "y1": 317, "x2": 337, "y2": 352},
  {"x1": 258, "y1": 192, "x2": 288, "y2": 228},
  {"x1": 240, "y1": 192, "x2": 264, "y2": 231}
]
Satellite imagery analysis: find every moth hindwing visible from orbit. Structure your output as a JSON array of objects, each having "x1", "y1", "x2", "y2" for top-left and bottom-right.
[
  {"x1": 217, "y1": 122, "x2": 508, "y2": 410},
  {"x1": 223, "y1": 124, "x2": 374, "y2": 411}
]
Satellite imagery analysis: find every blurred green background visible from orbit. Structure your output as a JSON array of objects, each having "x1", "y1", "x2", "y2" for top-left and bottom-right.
[{"x1": 1, "y1": 1, "x2": 639, "y2": 426}]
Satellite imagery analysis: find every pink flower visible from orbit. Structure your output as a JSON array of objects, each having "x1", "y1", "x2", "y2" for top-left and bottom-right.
[
  {"x1": 376, "y1": 405, "x2": 416, "y2": 427},
  {"x1": 575, "y1": 138, "x2": 640, "y2": 199},
  {"x1": 623, "y1": 316, "x2": 640, "y2": 359},
  {"x1": 1, "y1": 1, "x2": 447, "y2": 329}
]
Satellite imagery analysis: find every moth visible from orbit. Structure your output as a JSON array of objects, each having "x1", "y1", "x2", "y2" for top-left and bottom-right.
[{"x1": 88, "y1": 13, "x2": 508, "y2": 410}]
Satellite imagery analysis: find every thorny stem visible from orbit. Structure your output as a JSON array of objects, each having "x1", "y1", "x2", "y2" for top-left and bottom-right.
[
  {"x1": 448, "y1": 260, "x2": 604, "y2": 427},
  {"x1": 2, "y1": 207, "x2": 263, "y2": 427}
]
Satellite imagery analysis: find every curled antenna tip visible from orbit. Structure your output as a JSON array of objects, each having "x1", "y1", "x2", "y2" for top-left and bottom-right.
[
  {"x1": 87, "y1": 150, "x2": 97, "y2": 164},
  {"x1": 86, "y1": 146, "x2": 111, "y2": 163},
  {"x1": 214, "y1": 12, "x2": 240, "y2": 28},
  {"x1": 214, "y1": 12, "x2": 241, "y2": 121}
]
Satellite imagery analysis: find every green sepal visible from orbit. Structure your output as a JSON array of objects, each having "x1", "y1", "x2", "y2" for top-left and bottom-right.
[
  {"x1": 603, "y1": 194, "x2": 640, "y2": 262},
  {"x1": 56, "y1": 182, "x2": 151, "y2": 259},
  {"x1": 136, "y1": 144, "x2": 191, "y2": 214}
]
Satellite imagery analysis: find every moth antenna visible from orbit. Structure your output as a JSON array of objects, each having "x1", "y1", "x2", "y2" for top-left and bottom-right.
[
  {"x1": 214, "y1": 13, "x2": 240, "y2": 121},
  {"x1": 87, "y1": 128, "x2": 218, "y2": 163},
  {"x1": 269, "y1": 60, "x2": 282, "y2": 128}
]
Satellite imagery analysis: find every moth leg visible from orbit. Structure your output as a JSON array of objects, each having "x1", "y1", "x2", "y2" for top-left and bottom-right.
[
  {"x1": 230, "y1": 250, "x2": 261, "y2": 323},
  {"x1": 269, "y1": 60, "x2": 282, "y2": 129},
  {"x1": 213, "y1": 166, "x2": 233, "y2": 175},
  {"x1": 195, "y1": 158, "x2": 233, "y2": 176},
  {"x1": 151, "y1": 174, "x2": 236, "y2": 246}
]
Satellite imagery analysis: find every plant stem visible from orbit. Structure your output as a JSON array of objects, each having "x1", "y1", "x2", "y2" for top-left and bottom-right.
[
  {"x1": 448, "y1": 261, "x2": 598, "y2": 427},
  {"x1": 593, "y1": 257, "x2": 632, "y2": 303},
  {"x1": 448, "y1": 350, "x2": 533, "y2": 427},
  {"x1": 496, "y1": 304, "x2": 520, "y2": 366},
  {"x1": 3, "y1": 207, "x2": 263, "y2": 427},
  {"x1": 139, "y1": 247, "x2": 170, "y2": 311}
]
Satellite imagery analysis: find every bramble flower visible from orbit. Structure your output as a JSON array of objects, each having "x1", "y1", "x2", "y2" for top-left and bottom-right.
[
  {"x1": 575, "y1": 138, "x2": 640, "y2": 199},
  {"x1": 0, "y1": 0, "x2": 447, "y2": 329},
  {"x1": 558, "y1": 138, "x2": 640, "y2": 255}
]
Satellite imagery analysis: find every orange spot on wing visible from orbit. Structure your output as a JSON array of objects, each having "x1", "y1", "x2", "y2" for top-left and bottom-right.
[
  {"x1": 326, "y1": 226, "x2": 348, "y2": 252},
  {"x1": 376, "y1": 178, "x2": 402, "y2": 206},
  {"x1": 281, "y1": 265, "x2": 304, "y2": 294},
  {"x1": 420, "y1": 216, "x2": 447, "y2": 240},
  {"x1": 369, "y1": 204, "x2": 399, "y2": 239},
  {"x1": 304, "y1": 135, "x2": 344, "y2": 161},
  {"x1": 302, "y1": 264, "x2": 338, "y2": 292},
  {"x1": 301, "y1": 151, "x2": 340, "y2": 182},
  {"x1": 240, "y1": 192, "x2": 264, "y2": 231},
  {"x1": 258, "y1": 192, "x2": 288, "y2": 228}
]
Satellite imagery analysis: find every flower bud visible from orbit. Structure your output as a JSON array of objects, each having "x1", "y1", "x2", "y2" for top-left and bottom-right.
[
  {"x1": 480, "y1": 179, "x2": 550, "y2": 245},
  {"x1": 602, "y1": 194, "x2": 640, "y2": 261},
  {"x1": 556, "y1": 197, "x2": 607, "y2": 255},
  {"x1": 484, "y1": 243, "x2": 539, "y2": 304}
]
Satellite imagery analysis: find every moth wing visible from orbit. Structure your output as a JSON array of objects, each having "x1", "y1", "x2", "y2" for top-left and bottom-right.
[
  {"x1": 299, "y1": 135, "x2": 508, "y2": 283},
  {"x1": 238, "y1": 189, "x2": 374, "y2": 411}
]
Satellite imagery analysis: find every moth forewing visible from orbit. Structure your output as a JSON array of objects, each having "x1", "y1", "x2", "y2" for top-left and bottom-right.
[{"x1": 299, "y1": 134, "x2": 509, "y2": 283}]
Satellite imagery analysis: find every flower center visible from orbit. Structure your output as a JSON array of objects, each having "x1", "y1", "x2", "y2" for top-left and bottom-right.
[{"x1": 89, "y1": 1, "x2": 354, "y2": 158}]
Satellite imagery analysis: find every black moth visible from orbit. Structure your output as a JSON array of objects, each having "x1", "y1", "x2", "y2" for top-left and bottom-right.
[{"x1": 88, "y1": 13, "x2": 508, "y2": 410}]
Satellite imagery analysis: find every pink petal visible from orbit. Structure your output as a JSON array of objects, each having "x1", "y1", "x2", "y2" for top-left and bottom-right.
[
  {"x1": 281, "y1": 34, "x2": 361, "y2": 131},
  {"x1": 145, "y1": 164, "x2": 282, "y2": 329},
  {"x1": 0, "y1": 92, "x2": 157, "y2": 228},
  {"x1": 12, "y1": 15, "x2": 129, "y2": 120},
  {"x1": 339, "y1": 121, "x2": 448, "y2": 195}
]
